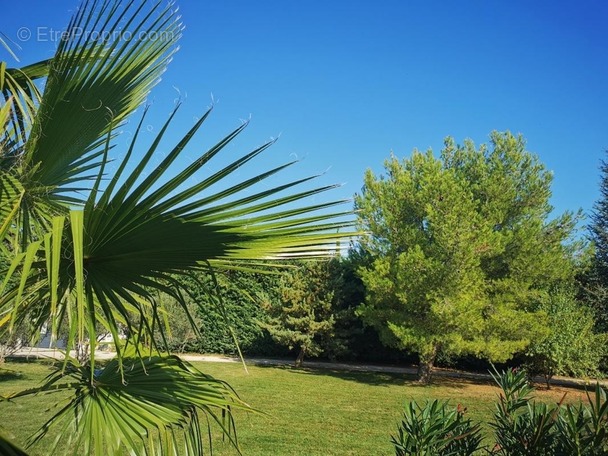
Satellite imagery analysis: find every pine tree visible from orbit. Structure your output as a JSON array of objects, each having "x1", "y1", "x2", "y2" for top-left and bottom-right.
[
  {"x1": 259, "y1": 260, "x2": 343, "y2": 366},
  {"x1": 587, "y1": 152, "x2": 608, "y2": 332},
  {"x1": 355, "y1": 132, "x2": 578, "y2": 383},
  {"x1": 590, "y1": 156, "x2": 608, "y2": 276}
]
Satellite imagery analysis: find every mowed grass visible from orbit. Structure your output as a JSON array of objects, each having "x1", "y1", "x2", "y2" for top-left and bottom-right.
[{"x1": 0, "y1": 359, "x2": 591, "y2": 456}]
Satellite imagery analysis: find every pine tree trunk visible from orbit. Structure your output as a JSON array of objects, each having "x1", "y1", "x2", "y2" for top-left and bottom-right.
[
  {"x1": 294, "y1": 346, "x2": 306, "y2": 367},
  {"x1": 417, "y1": 345, "x2": 438, "y2": 384}
]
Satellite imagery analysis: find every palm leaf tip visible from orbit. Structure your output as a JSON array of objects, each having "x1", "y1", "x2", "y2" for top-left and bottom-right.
[{"x1": 20, "y1": 0, "x2": 183, "y2": 199}]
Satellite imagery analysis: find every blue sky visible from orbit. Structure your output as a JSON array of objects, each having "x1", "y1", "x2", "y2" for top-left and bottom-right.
[{"x1": 3, "y1": 1, "x2": 607, "y2": 225}]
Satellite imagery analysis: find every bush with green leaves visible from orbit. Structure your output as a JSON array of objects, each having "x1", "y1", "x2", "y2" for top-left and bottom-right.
[
  {"x1": 555, "y1": 384, "x2": 608, "y2": 455},
  {"x1": 391, "y1": 399, "x2": 482, "y2": 455},
  {"x1": 526, "y1": 288, "x2": 607, "y2": 387},
  {"x1": 489, "y1": 367, "x2": 608, "y2": 455},
  {"x1": 392, "y1": 368, "x2": 608, "y2": 455},
  {"x1": 489, "y1": 367, "x2": 559, "y2": 455},
  {"x1": 155, "y1": 270, "x2": 282, "y2": 356}
]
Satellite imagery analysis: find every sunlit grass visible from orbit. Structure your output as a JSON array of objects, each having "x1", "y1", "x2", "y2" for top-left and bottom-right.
[{"x1": 0, "y1": 359, "x2": 590, "y2": 455}]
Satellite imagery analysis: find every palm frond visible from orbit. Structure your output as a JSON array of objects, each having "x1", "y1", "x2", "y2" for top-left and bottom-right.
[
  {"x1": 0, "y1": 3, "x2": 356, "y2": 454},
  {"x1": 4, "y1": 355, "x2": 249, "y2": 456},
  {"x1": 23, "y1": 0, "x2": 182, "y2": 191},
  {"x1": 0, "y1": 59, "x2": 47, "y2": 147},
  {"x1": 0, "y1": 33, "x2": 21, "y2": 62},
  {"x1": 2, "y1": 0, "x2": 182, "y2": 249},
  {"x1": 0, "y1": 172, "x2": 24, "y2": 248},
  {"x1": 1, "y1": 104, "x2": 355, "y2": 364}
]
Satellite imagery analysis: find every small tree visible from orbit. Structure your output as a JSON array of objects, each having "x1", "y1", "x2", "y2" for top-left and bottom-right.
[
  {"x1": 260, "y1": 260, "x2": 343, "y2": 367},
  {"x1": 590, "y1": 153, "x2": 608, "y2": 278},
  {"x1": 526, "y1": 288, "x2": 606, "y2": 387},
  {"x1": 356, "y1": 132, "x2": 578, "y2": 383}
]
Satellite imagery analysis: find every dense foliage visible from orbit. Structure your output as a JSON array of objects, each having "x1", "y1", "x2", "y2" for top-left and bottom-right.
[
  {"x1": 156, "y1": 270, "x2": 283, "y2": 356},
  {"x1": 392, "y1": 368, "x2": 608, "y2": 455},
  {"x1": 526, "y1": 288, "x2": 607, "y2": 386},
  {"x1": 355, "y1": 132, "x2": 579, "y2": 382},
  {"x1": 259, "y1": 260, "x2": 344, "y2": 366},
  {"x1": 157, "y1": 254, "x2": 416, "y2": 364}
]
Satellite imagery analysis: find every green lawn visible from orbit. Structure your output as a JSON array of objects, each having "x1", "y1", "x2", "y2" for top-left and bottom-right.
[{"x1": 0, "y1": 359, "x2": 588, "y2": 455}]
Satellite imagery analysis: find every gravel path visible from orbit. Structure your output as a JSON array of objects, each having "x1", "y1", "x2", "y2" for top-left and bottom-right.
[{"x1": 10, "y1": 347, "x2": 607, "y2": 389}]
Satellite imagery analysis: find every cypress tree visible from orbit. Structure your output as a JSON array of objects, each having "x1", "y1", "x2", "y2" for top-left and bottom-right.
[{"x1": 587, "y1": 152, "x2": 608, "y2": 332}]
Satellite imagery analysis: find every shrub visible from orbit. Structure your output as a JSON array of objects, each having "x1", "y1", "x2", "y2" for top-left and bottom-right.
[
  {"x1": 392, "y1": 368, "x2": 608, "y2": 455},
  {"x1": 489, "y1": 367, "x2": 559, "y2": 455},
  {"x1": 555, "y1": 383, "x2": 608, "y2": 455},
  {"x1": 526, "y1": 288, "x2": 606, "y2": 387},
  {"x1": 391, "y1": 399, "x2": 482, "y2": 455},
  {"x1": 154, "y1": 270, "x2": 283, "y2": 355}
]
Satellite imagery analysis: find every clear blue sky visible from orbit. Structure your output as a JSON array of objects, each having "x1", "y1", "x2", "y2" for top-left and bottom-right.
[{"x1": 3, "y1": 1, "x2": 607, "y2": 224}]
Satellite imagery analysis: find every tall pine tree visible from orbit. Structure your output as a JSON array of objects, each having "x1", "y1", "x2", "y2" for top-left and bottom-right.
[
  {"x1": 587, "y1": 152, "x2": 608, "y2": 332},
  {"x1": 356, "y1": 132, "x2": 578, "y2": 383},
  {"x1": 590, "y1": 156, "x2": 608, "y2": 276}
]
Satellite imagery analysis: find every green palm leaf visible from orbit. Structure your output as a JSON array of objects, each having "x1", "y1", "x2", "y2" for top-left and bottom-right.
[
  {"x1": 0, "y1": 59, "x2": 47, "y2": 146},
  {"x1": 1, "y1": 0, "x2": 182, "y2": 249},
  {"x1": 0, "y1": 174, "x2": 24, "y2": 250},
  {"x1": 4, "y1": 355, "x2": 249, "y2": 455},
  {"x1": 0, "y1": 1, "x2": 356, "y2": 454},
  {"x1": 1, "y1": 103, "x2": 355, "y2": 363},
  {"x1": 23, "y1": 0, "x2": 182, "y2": 188}
]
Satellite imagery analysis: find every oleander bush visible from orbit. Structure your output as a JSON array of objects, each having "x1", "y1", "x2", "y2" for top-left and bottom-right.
[
  {"x1": 392, "y1": 368, "x2": 608, "y2": 456},
  {"x1": 391, "y1": 399, "x2": 481, "y2": 456}
]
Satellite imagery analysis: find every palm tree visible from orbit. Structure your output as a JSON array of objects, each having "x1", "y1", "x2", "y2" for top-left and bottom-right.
[{"x1": 0, "y1": 1, "x2": 353, "y2": 454}]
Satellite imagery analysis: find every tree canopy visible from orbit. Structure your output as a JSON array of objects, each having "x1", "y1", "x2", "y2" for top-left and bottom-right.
[{"x1": 355, "y1": 131, "x2": 578, "y2": 382}]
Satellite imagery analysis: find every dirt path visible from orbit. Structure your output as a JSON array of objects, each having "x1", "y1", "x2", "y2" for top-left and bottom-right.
[{"x1": 11, "y1": 347, "x2": 607, "y2": 389}]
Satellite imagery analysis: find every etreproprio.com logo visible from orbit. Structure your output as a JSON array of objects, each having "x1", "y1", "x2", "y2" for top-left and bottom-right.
[{"x1": 14, "y1": 26, "x2": 175, "y2": 43}]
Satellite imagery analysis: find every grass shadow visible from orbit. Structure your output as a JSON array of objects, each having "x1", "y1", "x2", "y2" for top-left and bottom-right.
[
  {"x1": 0, "y1": 368, "x2": 23, "y2": 382},
  {"x1": 531, "y1": 380, "x2": 600, "y2": 394},
  {"x1": 295, "y1": 367, "x2": 414, "y2": 386},
  {"x1": 425, "y1": 375, "x2": 495, "y2": 389},
  {"x1": 4, "y1": 356, "x2": 61, "y2": 367},
  {"x1": 252, "y1": 362, "x2": 408, "y2": 386},
  {"x1": 252, "y1": 360, "x2": 501, "y2": 391},
  {"x1": 3, "y1": 356, "x2": 38, "y2": 364}
]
